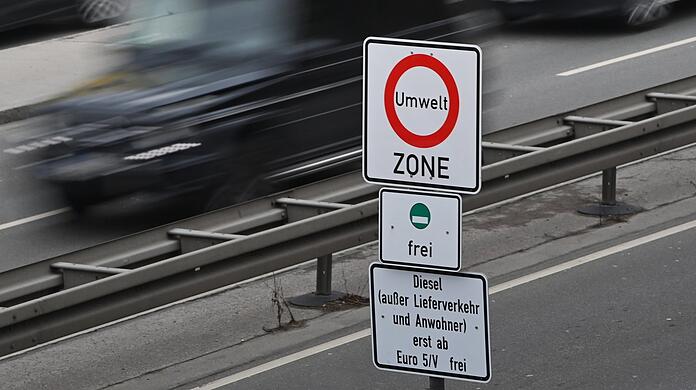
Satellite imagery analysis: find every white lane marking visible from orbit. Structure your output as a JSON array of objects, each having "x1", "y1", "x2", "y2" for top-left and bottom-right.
[
  {"x1": 557, "y1": 35, "x2": 696, "y2": 76},
  {"x1": 489, "y1": 218, "x2": 696, "y2": 293},
  {"x1": 194, "y1": 217, "x2": 696, "y2": 389},
  {"x1": 0, "y1": 208, "x2": 70, "y2": 232},
  {"x1": 193, "y1": 329, "x2": 372, "y2": 390}
]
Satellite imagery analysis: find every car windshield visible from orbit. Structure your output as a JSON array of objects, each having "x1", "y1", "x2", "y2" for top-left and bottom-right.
[{"x1": 128, "y1": 0, "x2": 299, "y2": 58}]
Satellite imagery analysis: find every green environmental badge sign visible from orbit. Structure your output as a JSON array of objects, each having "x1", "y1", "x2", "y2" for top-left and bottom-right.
[
  {"x1": 410, "y1": 203, "x2": 431, "y2": 230},
  {"x1": 379, "y1": 188, "x2": 462, "y2": 270}
]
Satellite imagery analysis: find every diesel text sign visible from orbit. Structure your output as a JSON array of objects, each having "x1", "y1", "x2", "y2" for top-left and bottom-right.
[{"x1": 370, "y1": 263, "x2": 491, "y2": 382}]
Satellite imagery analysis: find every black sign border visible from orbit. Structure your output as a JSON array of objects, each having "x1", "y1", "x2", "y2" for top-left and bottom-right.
[
  {"x1": 379, "y1": 188, "x2": 462, "y2": 271},
  {"x1": 369, "y1": 263, "x2": 491, "y2": 383},
  {"x1": 362, "y1": 37, "x2": 482, "y2": 194}
]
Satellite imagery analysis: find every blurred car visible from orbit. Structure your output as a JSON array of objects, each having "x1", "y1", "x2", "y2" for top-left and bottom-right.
[
  {"x1": 490, "y1": 0, "x2": 678, "y2": 27},
  {"x1": 0, "y1": 0, "x2": 130, "y2": 31},
  {"x1": 5, "y1": 0, "x2": 494, "y2": 212}
]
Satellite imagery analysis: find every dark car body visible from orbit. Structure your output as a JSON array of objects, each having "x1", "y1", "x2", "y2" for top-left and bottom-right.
[
  {"x1": 492, "y1": 0, "x2": 622, "y2": 19},
  {"x1": 8, "y1": 0, "x2": 493, "y2": 210},
  {"x1": 490, "y1": 0, "x2": 678, "y2": 26}
]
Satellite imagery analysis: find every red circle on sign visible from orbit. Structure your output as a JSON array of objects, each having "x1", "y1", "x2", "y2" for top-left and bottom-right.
[{"x1": 384, "y1": 54, "x2": 460, "y2": 149}]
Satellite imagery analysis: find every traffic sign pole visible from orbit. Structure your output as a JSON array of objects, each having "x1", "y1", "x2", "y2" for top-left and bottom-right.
[{"x1": 429, "y1": 376, "x2": 445, "y2": 390}]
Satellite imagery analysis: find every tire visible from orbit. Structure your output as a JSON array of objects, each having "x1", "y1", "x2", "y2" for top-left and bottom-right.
[
  {"x1": 623, "y1": 0, "x2": 673, "y2": 28},
  {"x1": 77, "y1": 0, "x2": 130, "y2": 26},
  {"x1": 61, "y1": 185, "x2": 99, "y2": 214}
]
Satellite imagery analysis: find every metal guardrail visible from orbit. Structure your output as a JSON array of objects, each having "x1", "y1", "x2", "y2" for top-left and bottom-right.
[{"x1": 2, "y1": 76, "x2": 696, "y2": 356}]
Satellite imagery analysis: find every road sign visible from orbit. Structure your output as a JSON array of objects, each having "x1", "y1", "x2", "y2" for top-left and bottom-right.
[
  {"x1": 380, "y1": 189, "x2": 461, "y2": 270},
  {"x1": 410, "y1": 203, "x2": 431, "y2": 230},
  {"x1": 370, "y1": 263, "x2": 490, "y2": 382},
  {"x1": 363, "y1": 37, "x2": 482, "y2": 194}
]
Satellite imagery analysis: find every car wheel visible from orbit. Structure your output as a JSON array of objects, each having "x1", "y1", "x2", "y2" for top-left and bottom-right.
[
  {"x1": 497, "y1": 7, "x2": 527, "y2": 22},
  {"x1": 77, "y1": 0, "x2": 130, "y2": 25},
  {"x1": 624, "y1": 0, "x2": 673, "y2": 27},
  {"x1": 61, "y1": 185, "x2": 98, "y2": 214}
]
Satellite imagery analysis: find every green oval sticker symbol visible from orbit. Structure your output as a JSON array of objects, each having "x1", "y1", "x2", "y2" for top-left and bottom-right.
[{"x1": 410, "y1": 203, "x2": 431, "y2": 230}]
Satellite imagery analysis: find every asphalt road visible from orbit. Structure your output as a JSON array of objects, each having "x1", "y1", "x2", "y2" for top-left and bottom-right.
[
  {"x1": 484, "y1": 2, "x2": 696, "y2": 130},
  {"x1": 1, "y1": 6, "x2": 696, "y2": 272},
  {"x1": 227, "y1": 225, "x2": 696, "y2": 390}
]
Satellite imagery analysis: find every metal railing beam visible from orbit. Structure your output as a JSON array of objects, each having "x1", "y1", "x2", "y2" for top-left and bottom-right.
[
  {"x1": 482, "y1": 141, "x2": 544, "y2": 164},
  {"x1": 647, "y1": 92, "x2": 696, "y2": 115},
  {"x1": 484, "y1": 104, "x2": 696, "y2": 182},
  {"x1": 276, "y1": 198, "x2": 350, "y2": 223},
  {"x1": 168, "y1": 228, "x2": 246, "y2": 254},
  {"x1": 51, "y1": 263, "x2": 131, "y2": 289},
  {"x1": 564, "y1": 116, "x2": 634, "y2": 127}
]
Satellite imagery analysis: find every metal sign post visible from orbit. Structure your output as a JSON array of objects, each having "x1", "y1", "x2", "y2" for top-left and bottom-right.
[{"x1": 429, "y1": 377, "x2": 445, "y2": 390}]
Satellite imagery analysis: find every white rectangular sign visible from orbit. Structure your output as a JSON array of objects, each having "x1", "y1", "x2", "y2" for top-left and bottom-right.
[
  {"x1": 380, "y1": 188, "x2": 461, "y2": 270},
  {"x1": 370, "y1": 263, "x2": 490, "y2": 382},
  {"x1": 363, "y1": 37, "x2": 482, "y2": 193}
]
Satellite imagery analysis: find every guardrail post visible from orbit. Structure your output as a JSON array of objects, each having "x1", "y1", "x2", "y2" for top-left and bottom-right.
[
  {"x1": 289, "y1": 254, "x2": 345, "y2": 307},
  {"x1": 602, "y1": 168, "x2": 617, "y2": 205},
  {"x1": 577, "y1": 167, "x2": 641, "y2": 217},
  {"x1": 275, "y1": 198, "x2": 350, "y2": 307},
  {"x1": 428, "y1": 377, "x2": 445, "y2": 390},
  {"x1": 316, "y1": 255, "x2": 333, "y2": 296},
  {"x1": 563, "y1": 116, "x2": 642, "y2": 217}
]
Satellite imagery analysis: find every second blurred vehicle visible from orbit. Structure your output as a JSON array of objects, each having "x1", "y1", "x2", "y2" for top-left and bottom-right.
[
  {"x1": 490, "y1": 0, "x2": 678, "y2": 28},
  {"x1": 0, "y1": 0, "x2": 130, "y2": 31}
]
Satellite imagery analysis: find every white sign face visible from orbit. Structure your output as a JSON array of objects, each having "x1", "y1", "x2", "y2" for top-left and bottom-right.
[
  {"x1": 370, "y1": 263, "x2": 490, "y2": 382},
  {"x1": 363, "y1": 37, "x2": 482, "y2": 194},
  {"x1": 380, "y1": 189, "x2": 461, "y2": 270}
]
